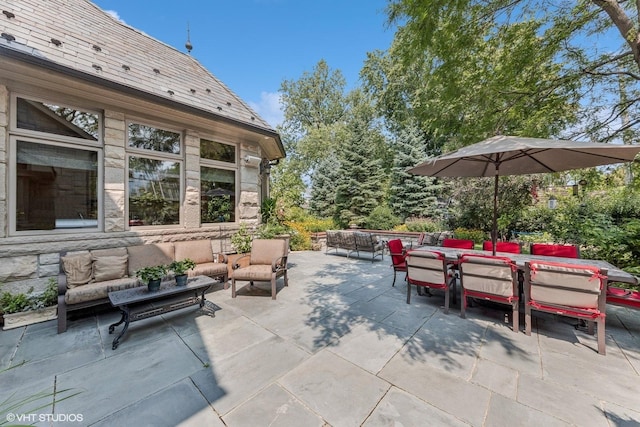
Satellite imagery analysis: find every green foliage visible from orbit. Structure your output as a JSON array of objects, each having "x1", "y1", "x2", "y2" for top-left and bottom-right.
[
  {"x1": 403, "y1": 218, "x2": 443, "y2": 232},
  {"x1": 364, "y1": 205, "x2": 402, "y2": 230},
  {"x1": 260, "y1": 198, "x2": 278, "y2": 224},
  {"x1": 135, "y1": 265, "x2": 168, "y2": 284},
  {"x1": 453, "y1": 228, "x2": 487, "y2": 244},
  {"x1": 231, "y1": 223, "x2": 253, "y2": 254},
  {"x1": 389, "y1": 124, "x2": 446, "y2": 220},
  {"x1": 258, "y1": 222, "x2": 289, "y2": 239},
  {"x1": 168, "y1": 259, "x2": 196, "y2": 276},
  {"x1": 0, "y1": 278, "x2": 58, "y2": 314},
  {"x1": 310, "y1": 154, "x2": 340, "y2": 218}
]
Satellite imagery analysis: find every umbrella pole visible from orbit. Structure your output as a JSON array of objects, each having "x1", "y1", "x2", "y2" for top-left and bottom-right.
[{"x1": 492, "y1": 170, "x2": 498, "y2": 256}]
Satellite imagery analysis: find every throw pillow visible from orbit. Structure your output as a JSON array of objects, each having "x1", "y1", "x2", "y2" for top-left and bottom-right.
[
  {"x1": 92, "y1": 254, "x2": 128, "y2": 282},
  {"x1": 61, "y1": 253, "x2": 93, "y2": 288}
]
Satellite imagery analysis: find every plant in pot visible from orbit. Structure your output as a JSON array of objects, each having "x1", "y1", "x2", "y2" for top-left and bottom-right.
[
  {"x1": 0, "y1": 278, "x2": 58, "y2": 330},
  {"x1": 229, "y1": 223, "x2": 254, "y2": 277},
  {"x1": 168, "y1": 258, "x2": 196, "y2": 286},
  {"x1": 135, "y1": 265, "x2": 168, "y2": 292}
]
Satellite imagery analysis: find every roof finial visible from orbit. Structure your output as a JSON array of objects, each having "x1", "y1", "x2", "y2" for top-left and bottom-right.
[{"x1": 185, "y1": 22, "x2": 193, "y2": 53}]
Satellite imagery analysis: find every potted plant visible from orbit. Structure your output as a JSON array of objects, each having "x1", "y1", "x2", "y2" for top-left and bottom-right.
[
  {"x1": 228, "y1": 223, "x2": 254, "y2": 278},
  {"x1": 168, "y1": 258, "x2": 196, "y2": 286},
  {"x1": 135, "y1": 265, "x2": 168, "y2": 292},
  {"x1": 1, "y1": 278, "x2": 58, "y2": 330}
]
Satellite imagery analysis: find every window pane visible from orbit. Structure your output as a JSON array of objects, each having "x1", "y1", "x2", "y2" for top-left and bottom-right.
[
  {"x1": 201, "y1": 166, "x2": 235, "y2": 223},
  {"x1": 16, "y1": 140, "x2": 98, "y2": 231},
  {"x1": 128, "y1": 123, "x2": 180, "y2": 154},
  {"x1": 129, "y1": 157, "x2": 180, "y2": 226},
  {"x1": 200, "y1": 138, "x2": 235, "y2": 163},
  {"x1": 17, "y1": 98, "x2": 99, "y2": 140}
]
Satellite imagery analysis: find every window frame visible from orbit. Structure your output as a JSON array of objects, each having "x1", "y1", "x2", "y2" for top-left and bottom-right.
[
  {"x1": 199, "y1": 137, "x2": 238, "y2": 226},
  {"x1": 9, "y1": 94, "x2": 104, "y2": 236},
  {"x1": 125, "y1": 118, "x2": 184, "y2": 229}
]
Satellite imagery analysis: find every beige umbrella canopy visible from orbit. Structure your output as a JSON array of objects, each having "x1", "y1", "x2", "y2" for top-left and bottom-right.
[{"x1": 408, "y1": 135, "x2": 640, "y2": 254}]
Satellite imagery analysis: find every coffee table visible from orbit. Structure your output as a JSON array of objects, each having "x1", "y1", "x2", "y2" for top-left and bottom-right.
[{"x1": 108, "y1": 275, "x2": 216, "y2": 349}]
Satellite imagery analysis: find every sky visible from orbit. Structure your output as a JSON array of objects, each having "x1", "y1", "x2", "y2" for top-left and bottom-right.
[{"x1": 91, "y1": 0, "x2": 397, "y2": 128}]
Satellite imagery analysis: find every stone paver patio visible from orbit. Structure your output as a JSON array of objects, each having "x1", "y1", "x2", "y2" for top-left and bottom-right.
[{"x1": 1, "y1": 250, "x2": 640, "y2": 426}]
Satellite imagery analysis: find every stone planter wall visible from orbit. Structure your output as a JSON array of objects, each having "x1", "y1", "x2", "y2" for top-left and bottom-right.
[{"x1": 2, "y1": 305, "x2": 57, "y2": 330}]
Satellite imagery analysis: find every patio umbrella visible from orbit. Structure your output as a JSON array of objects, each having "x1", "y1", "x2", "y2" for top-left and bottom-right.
[{"x1": 408, "y1": 135, "x2": 640, "y2": 255}]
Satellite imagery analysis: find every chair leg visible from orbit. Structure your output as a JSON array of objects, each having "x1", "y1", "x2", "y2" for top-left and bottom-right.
[
  {"x1": 512, "y1": 301, "x2": 519, "y2": 333},
  {"x1": 222, "y1": 272, "x2": 229, "y2": 290},
  {"x1": 443, "y1": 286, "x2": 450, "y2": 314},
  {"x1": 271, "y1": 274, "x2": 277, "y2": 300},
  {"x1": 525, "y1": 305, "x2": 532, "y2": 336},
  {"x1": 284, "y1": 271, "x2": 288, "y2": 287},
  {"x1": 597, "y1": 318, "x2": 606, "y2": 355},
  {"x1": 231, "y1": 278, "x2": 237, "y2": 298},
  {"x1": 392, "y1": 270, "x2": 397, "y2": 287},
  {"x1": 460, "y1": 290, "x2": 466, "y2": 319},
  {"x1": 587, "y1": 321, "x2": 595, "y2": 335},
  {"x1": 406, "y1": 283, "x2": 411, "y2": 304}
]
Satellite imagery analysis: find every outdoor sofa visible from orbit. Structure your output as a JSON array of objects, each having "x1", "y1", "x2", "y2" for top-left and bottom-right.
[
  {"x1": 325, "y1": 230, "x2": 384, "y2": 262},
  {"x1": 57, "y1": 239, "x2": 228, "y2": 333}
]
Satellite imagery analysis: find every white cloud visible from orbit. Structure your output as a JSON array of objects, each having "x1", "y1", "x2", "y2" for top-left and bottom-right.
[
  {"x1": 249, "y1": 91, "x2": 284, "y2": 128},
  {"x1": 105, "y1": 10, "x2": 125, "y2": 24}
]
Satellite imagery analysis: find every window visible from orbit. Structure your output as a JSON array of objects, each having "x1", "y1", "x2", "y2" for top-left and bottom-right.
[
  {"x1": 10, "y1": 96, "x2": 101, "y2": 234},
  {"x1": 127, "y1": 122, "x2": 182, "y2": 227},
  {"x1": 15, "y1": 140, "x2": 99, "y2": 231},
  {"x1": 200, "y1": 138, "x2": 236, "y2": 224}
]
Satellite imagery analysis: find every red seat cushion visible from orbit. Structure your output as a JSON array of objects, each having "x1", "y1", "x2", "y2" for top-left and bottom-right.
[
  {"x1": 483, "y1": 241, "x2": 521, "y2": 254},
  {"x1": 607, "y1": 287, "x2": 640, "y2": 309},
  {"x1": 442, "y1": 238, "x2": 474, "y2": 249},
  {"x1": 531, "y1": 243, "x2": 578, "y2": 258}
]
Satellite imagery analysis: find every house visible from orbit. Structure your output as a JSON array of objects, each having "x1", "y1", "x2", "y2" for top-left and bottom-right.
[{"x1": 0, "y1": 0, "x2": 285, "y2": 294}]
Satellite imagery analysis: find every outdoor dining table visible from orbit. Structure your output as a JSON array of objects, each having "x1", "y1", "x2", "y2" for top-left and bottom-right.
[{"x1": 412, "y1": 245, "x2": 638, "y2": 286}]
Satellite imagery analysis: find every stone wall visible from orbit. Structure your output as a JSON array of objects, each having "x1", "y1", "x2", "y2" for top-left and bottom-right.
[{"x1": 0, "y1": 87, "x2": 263, "y2": 296}]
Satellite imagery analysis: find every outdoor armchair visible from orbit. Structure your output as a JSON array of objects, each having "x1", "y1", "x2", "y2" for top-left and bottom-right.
[
  {"x1": 406, "y1": 250, "x2": 455, "y2": 313},
  {"x1": 524, "y1": 260, "x2": 607, "y2": 354},
  {"x1": 459, "y1": 254, "x2": 519, "y2": 332},
  {"x1": 231, "y1": 239, "x2": 289, "y2": 300}
]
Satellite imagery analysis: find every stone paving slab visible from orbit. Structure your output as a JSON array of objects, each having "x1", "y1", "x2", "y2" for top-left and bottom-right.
[
  {"x1": 1, "y1": 250, "x2": 639, "y2": 426},
  {"x1": 279, "y1": 349, "x2": 390, "y2": 426},
  {"x1": 223, "y1": 383, "x2": 324, "y2": 427}
]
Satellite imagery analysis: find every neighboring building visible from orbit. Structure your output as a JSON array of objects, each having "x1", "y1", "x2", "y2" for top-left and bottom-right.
[{"x1": 0, "y1": 0, "x2": 285, "y2": 294}]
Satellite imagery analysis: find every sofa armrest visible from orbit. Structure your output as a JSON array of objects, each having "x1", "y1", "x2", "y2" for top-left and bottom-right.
[
  {"x1": 214, "y1": 253, "x2": 227, "y2": 264},
  {"x1": 58, "y1": 251, "x2": 69, "y2": 297}
]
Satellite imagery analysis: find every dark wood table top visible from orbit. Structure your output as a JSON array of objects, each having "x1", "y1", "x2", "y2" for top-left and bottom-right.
[{"x1": 109, "y1": 275, "x2": 216, "y2": 307}]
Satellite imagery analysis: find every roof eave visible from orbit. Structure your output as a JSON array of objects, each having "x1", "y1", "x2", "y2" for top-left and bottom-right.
[{"x1": 0, "y1": 45, "x2": 286, "y2": 160}]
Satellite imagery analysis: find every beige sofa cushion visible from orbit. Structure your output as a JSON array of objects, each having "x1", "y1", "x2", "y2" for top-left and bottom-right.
[
  {"x1": 127, "y1": 243, "x2": 175, "y2": 277},
  {"x1": 250, "y1": 239, "x2": 286, "y2": 265},
  {"x1": 189, "y1": 262, "x2": 227, "y2": 278},
  {"x1": 62, "y1": 252, "x2": 92, "y2": 288},
  {"x1": 64, "y1": 277, "x2": 139, "y2": 304},
  {"x1": 174, "y1": 240, "x2": 214, "y2": 264},
  {"x1": 92, "y1": 254, "x2": 128, "y2": 282}
]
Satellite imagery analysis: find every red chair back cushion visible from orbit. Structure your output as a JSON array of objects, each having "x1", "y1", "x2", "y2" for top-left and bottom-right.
[
  {"x1": 530, "y1": 243, "x2": 578, "y2": 258},
  {"x1": 483, "y1": 241, "x2": 521, "y2": 254},
  {"x1": 442, "y1": 238, "x2": 474, "y2": 249},
  {"x1": 388, "y1": 239, "x2": 405, "y2": 266}
]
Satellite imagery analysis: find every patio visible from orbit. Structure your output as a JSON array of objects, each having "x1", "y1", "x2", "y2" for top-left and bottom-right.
[{"x1": 1, "y1": 250, "x2": 640, "y2": 426}]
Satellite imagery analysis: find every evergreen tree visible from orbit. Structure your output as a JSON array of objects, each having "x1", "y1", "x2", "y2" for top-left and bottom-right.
[
  {"x1": 309, "y1": 154, "x2": 340, "y2": 218},
  {"x1": 334, "y1": 90, "x2": 388, "y2": 227},
  {"x1": 389, "y1": 125, "x2": 444, "y2": 220}
]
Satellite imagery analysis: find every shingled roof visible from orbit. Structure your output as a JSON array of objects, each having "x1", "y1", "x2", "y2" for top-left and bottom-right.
[{"x1": 0, "y1": 0, "x2": 283, "y2": 157}]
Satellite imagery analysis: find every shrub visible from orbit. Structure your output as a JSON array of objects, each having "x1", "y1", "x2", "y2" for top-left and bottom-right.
[
  {"x1": 404, "y1": 218, "x2": 443, "y2": 232},
  {"x1": 364, "y1": 206, "x2": 401, "y2": 230},
  {"x1": 453, "y1": 227, "x2": 487, "y2": 244},
  {"x1": 285, "y1": 221, "x2": 312, "y2": 251}
]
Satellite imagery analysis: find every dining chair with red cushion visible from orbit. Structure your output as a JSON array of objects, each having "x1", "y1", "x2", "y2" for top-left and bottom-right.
[
  {"x1": 387, "y1": 239, "x2": 407, "y2": 287},
  {"x1": 530, "y1": 243, "x2": 579, "y2": 258},
  {"x1": 406, "y1": 250, "x2": 455, "y2": 313},
  {"x1": 442, "y1": 238, "x2": 474, "y2": 249},
  {"x1": 524, "y1": 260, "x2": 607, "y2": 354},
  {"x1": 482, "y1": 241, "x2": 522, "y2": 254},
  {"x1": 459, "y1": 254, "x2": 519, "y2": 332}
]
